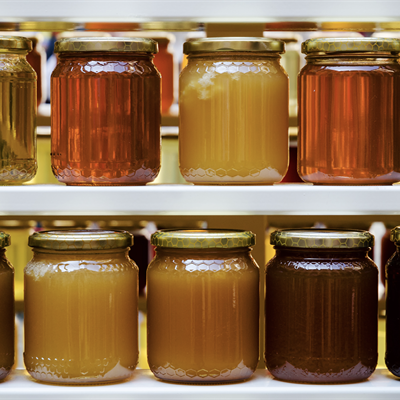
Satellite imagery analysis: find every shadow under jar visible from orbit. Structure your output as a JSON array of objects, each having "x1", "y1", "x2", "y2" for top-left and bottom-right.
[
  {"x1": 51, "y1": 37, "x2": 161, "y2": 185},
  {"x1": 265, "y1": 229, "x2": 378, "y2": 384},
  {"x1": 179, "y1": 37, "x2": 289, "y2": 185},
  {"x1": 298, "y1": 38, "x2": 400, "y2": 185},
  {"x1": 0, "y1": 36, "x2": 37, "y2": 184},
  {"x1": 385, "y1": 226, "x2": 400, "y2": 377},
  {"x1": 24, "y1": 229, "x2": 139, "y2": 384},
  {"x1": 147, "y1": 229, "x2": 260, "y2": 383},
  {"x1": 0, "y1": 232, "x2": 14, "y2": 381}
]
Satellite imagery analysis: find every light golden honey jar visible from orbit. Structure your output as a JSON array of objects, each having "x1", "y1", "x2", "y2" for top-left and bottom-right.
[
  {"x1": 147, "y1": 229, "x2": 259, "y2": 383},
  {"x1": 179, "y1": 37, "x2": 289, "y2": 185},
  {"x1": 0, "y1": 36, "x2": 37, "y2": 184},
  {"x1": 0, "y1": 232, "x2": 14, "y2": 380},
  {"x1": 24, "y1": 229, "x2": 138, "y2": 384}
]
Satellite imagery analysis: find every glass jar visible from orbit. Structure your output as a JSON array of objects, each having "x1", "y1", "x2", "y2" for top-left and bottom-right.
[
  {"x1": 147, "y1": 229, "x2": 259, "y2": 383},
  {"x1": 179, "y1": 38, "x2": 289, "y2": 185},
  {"x1": 51, "y1": 37, "x2": 161, "y2": 186},
  {"x1": 0, "y1": 36, "x2": 37, "y2": 184},
  {"x1": 385, "y1": 226, "x2": 400, "y2": 377},
  {"x1": 298, "y1": 38, "x2": 400, "y2": 185},
  {"x1": 266, "y1": 229, "x2": 378, "y2": 383},
  {"x1": 0, "y1": 232, "x2": 14, "y2": 380},
  {"x1": 24, "y1": 229, "x2": 139, "y2": 384}
]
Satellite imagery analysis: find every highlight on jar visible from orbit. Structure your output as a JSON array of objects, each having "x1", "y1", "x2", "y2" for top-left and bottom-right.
[
  {"x1": 265, "y1": 228, "x2": 378, "y2": 383},
  {"x1": 0, "y1": 35, "x2": 37, "y2": 185},
  {"x1": 297, "y1": 37, "x2": 400, "y2": 185},
  {"x1": 147, "y1": 229, "x2": 260, "y2": 383},
  {"x1": 179, "y1": 37, "x2": 289, "y2": 185},
  {"x1": 50, "y1": 37, "x2": 161, "y2": 186},
  {"x1": 24, "y1": 229, "x2": 139, "y2": 384}
]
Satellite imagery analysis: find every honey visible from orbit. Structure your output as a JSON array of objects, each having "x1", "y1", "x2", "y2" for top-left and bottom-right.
[
  {"x1": 147, "y1": 230, "x2": 259, "y2": 383},
  {"x1": 24, "y1": 230, "x2": 138, "y2": 384},
  {"x1": 179, "y1": 38, "x2": 289, "y2": 185},
  {"x1": 51, "y1": 38, "x2": 161, "y2": 186},
  {"x1": 298, "y1": 38, "x2": 400, "y2": 185},
  {"x1": 266, "y1": 229, "x2": 378, "y2": 383},
  {"x1": 0, "y1": 232, "x2": 14, "y2": 381},
  {"x1": 0, "y1": 36, "x2": 37, "y2": 184}
]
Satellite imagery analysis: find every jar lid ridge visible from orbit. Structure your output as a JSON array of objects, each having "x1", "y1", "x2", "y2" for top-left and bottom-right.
[
  {"x1": 271, "y1": 229, "x2": 374, "y2": 249},
  {"x1": 28, "y1": 229, "x2": 133, "y2": 251},
  {"x1": 0, "y1": 35, "x2": 32, "y2": 52},
  {"x1": 151, "y1": 229, "x2": 255, "y2": 249},
  {"x1": 0, "y1": 231, "x2": 11, "y2": 248}
]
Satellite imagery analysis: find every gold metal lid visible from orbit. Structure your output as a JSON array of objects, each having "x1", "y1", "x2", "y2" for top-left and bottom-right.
[
  {"x1": 302, "y1": 38, "x2": 400, "y2": 54},
  {"x1": 390, "y1": 226, "x2": 400, "y2": 243},
  {"x1": 271, "y1": 229, "x2": 374, "y2": 249},
  {"x1": 28, "y1": 229, "x2": 133, "y2": 251},
  {"x1": 54, "y1": 37, "x2": 158, "y2": 54},
  {"x1": 151, "y1": 229, "x2": 255, "y2": 249},
  {"x1": 183, "y1": 37, "x2": 285, "y2": 55},
  {"x1": 0, "y1": 35, "x2": 32, "y2": 52},
  {"x1": 0, "y1": 231, "x2": 10, "y2": 248}
]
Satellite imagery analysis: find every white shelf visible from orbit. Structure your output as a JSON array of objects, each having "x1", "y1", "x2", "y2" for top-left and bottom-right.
[
  {"x1": 0, "y1": 369, "x2": 398, "y2": 400},
  {"x1": 1, "y1": 184, "x2": 400, "y2": 217}
]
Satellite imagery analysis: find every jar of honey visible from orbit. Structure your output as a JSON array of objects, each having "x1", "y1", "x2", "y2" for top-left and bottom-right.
[
  {"x1": 0, "y1": 36, "x2": 37, "y2": 184},
  {"x1": 147, "y1": 229, "x2": 259, "y2": 383},
  {"x1": 266, "y1": 229, "x2": 378, "y2": 383},
  {"x1": 24, "y1": 229, "x2": 139, "y2": 384},
  {"x1": 179, "y1": 38, "x2": 289, "y2": 185},
  {"x1": 51, "y1": 37, "x2": 161, "y2": 185},
  {"x1": 0, "y1": 232, "x2": 14, "y2": 380},
  {"x1": 385, "y1": 226, "x2": 400, "y2": 377},
  {"x1": 298, "y1": 38, "x2": 400, "y2": 185}
]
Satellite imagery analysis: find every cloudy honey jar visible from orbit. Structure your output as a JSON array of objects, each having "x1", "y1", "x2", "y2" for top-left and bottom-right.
[
  {"x1": 147, "y1": 229, "x2": 259, "y2": 383},
  {"x1": 24, "y1": 229, "x2": 139, "y2": 384},
  {"x1": 179, "y1": 38, "x2": 289, "y2": 185}
]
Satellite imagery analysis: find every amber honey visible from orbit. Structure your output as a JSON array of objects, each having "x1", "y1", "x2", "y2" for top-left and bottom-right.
[
  {"x1": 24, "y1": 230, "x2": 138, "y2": 384},
  {"x1": 298, "y1": 38, "x2": 400, "y2": 185},
  {"x1": 51, "y1": 38, "x2": 160, "y2": 186},
  {"x1": 147, "y1": 230, "x2": 259, "y2": 383}
]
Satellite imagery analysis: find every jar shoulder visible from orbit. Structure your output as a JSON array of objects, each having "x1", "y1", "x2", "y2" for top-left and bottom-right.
[
  {"x1": 0, "y1": 57, "x2": 35, "y2": 78},
  {"x1": 300, "y1": 62, "x2": 400, "y2": 76},
  {"x1": 0, "y1": 255, "x2": 14, "y2": 273}
]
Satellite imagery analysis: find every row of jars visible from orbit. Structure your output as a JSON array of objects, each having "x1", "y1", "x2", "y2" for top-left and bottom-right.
[
  {"x1": 0, "y1": 227, "x2": 400, "y2": 384},
  {"x1": 1, "y1": 35, "x2": 400, "y2": 185}
]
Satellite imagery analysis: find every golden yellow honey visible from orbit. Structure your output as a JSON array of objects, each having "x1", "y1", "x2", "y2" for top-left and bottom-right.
[
  {"x1": 24, "y1": 230, "x2": 138, "y2": 384},
  {"x1": 179, "y1": 38, "x2": 289, "y2": 185}
]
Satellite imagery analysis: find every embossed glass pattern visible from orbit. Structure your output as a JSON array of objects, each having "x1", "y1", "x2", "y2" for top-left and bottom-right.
[
  {"x1": 298, "y1": 38, "x2": 400, "y2": 185},
  {"x1": 179, "y1": 39, "x2": 289, "y2": 185},
  {"x1": 0, "y1": 232, "x2": 14, "y2": 381},
  {"x1": 147, "y1": 231, "x2": 259, "y2": 383},
  {"x1": 51, "y1": 38, "x2": 161, "y2": 185},
  {"x1": 266, "y1": 230, "x2": 378, "y2": 383},
  {"x1": 24, "y1": 230, "x2": 138, "y2": 384},
  {"x1": 0, "y1": 36, "x2": 37, "y2": 184}
]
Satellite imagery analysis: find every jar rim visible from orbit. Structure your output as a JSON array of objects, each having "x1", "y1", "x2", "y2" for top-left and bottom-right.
[
  {"x1": 151, "y1": 229, "x2": 255, "y2": 249},
  {"x1": 183, "y1": 37, "x2": 285, "y2": 55},
  {"x1": 302, "y1": 37, "x2": 400, "y2": 55},
  {"x1": 28, "y1": 229, "x2": 133, "y2": 251},
  {"x1": 54, "y1": 37, "x2": 158, "y2": 54},
  {"x1": 0, "y1": 231, "x2": 11, "y2": 248},
  {"x1": 0, "y1": 35, "x2": 32, "y2": 52},
  {"x1": 271, "y1": 228, "x2": 374, "y2": 249}
]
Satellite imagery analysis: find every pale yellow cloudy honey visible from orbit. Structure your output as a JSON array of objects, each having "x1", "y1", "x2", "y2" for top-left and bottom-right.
[
  {"x1": 179, "y1": 38, "x2": 289, "y2": 185},
  {"x1": 147, "y1": 230, "x2": 259, "y2": 383},
  {"x1": 24, "y1": 230, "x2": 138, "y2": 384}
]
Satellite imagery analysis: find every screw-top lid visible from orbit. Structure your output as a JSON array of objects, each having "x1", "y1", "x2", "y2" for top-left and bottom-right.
[
  {"x1": 302, "y1": 37, "x2": 400, "y2": 54},
  {"x1": 390, "y1": 226, "x2": 400, "y2": 243},
  {"x1": 28, "y1": 229, "x2": 133, "y2": 251},
  {"x1": 151, "y1": 229, "x2": 255, "y2": 249},
  {"x1": 183, "y1": 37, "x2": 285, "y2": 54},
  {"x1": 0, "y1": 35, "x2": 32, "y2": 52},
  {"x1": 0, "y1": 231, "x2": 11, "y2": 248},
  {"x1": 271, "y1": 229, "x2": 374, "y2": 249},
  {"x1": 54, "y1": 37, "x2": 158, "y2": 54}
]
